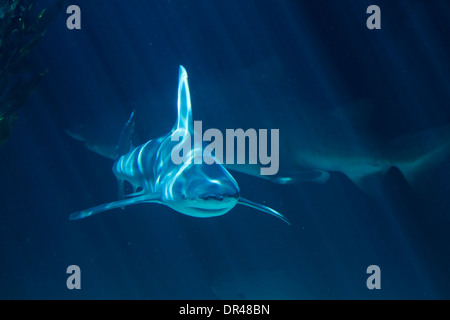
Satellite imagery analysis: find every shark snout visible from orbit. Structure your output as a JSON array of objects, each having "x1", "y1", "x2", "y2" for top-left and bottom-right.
[
  {"x1": 194, "y1": 179, "x2": 240, "y2": 202},
  {"x1": 171, "y1": 179, "x2": 239, "y2": 217}
]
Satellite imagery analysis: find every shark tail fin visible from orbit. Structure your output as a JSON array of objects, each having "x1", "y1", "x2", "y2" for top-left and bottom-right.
[
  {"x1": 238, "y1": 197, "x2": 290, "y2": 225},
  {"x1": 387, "y1": 123, "x2": 450, "y2": 189},
  {"x1": 115, "y1": 110, "x2": 136, "y2": 200},
  {"x1": 115, "y1": 110, "x2": 136, "y2": 159},
  {"x1": 65, "y1": 109, "x2": 137, "y2": 161}
]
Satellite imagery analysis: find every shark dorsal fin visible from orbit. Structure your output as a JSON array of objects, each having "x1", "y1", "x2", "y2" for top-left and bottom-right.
[{"x1": 173, "y1": 65, "x2": 193, "y2": 133}]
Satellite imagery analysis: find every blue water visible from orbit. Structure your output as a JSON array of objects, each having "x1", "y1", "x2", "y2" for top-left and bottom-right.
[{"x1": 1, "y1": 0, "x2": 450, "y2": 299}]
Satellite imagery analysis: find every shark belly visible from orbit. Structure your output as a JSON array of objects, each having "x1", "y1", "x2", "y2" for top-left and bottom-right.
[{"x1": 294, "y1": 144, "x2": 391, "y2": 191}]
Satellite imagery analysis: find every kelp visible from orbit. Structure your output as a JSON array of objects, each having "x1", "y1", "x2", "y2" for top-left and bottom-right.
[{"x1": 0, "y1": 0, "x2": 64, "y2": 147}]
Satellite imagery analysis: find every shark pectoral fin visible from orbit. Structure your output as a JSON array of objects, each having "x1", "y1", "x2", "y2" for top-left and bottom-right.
[
  {"x1": 309, "y1": 170, "x2": 330, "y2": 183},
  {"x1": 225, "y1": 163, "x2": 330, "y2": 185},
  {"x1": 69, "y1": 193, "x2": 160, "y2": 220},
  {"x1": 238, "y1": 198, "x2": 290, "y2": 225}
]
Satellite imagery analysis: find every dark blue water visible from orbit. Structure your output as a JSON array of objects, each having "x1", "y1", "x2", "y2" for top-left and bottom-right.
[{"x1": 1, "y1": 0, "x2": 450, "y2": 299}]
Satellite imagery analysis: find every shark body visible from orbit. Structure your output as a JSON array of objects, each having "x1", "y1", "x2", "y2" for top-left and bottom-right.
[
  {"x1": 227, "y1": 101, "x2": 450, "y2": 193},
  {"x1": 193, "y1": 59, "x2": 450, "y2": 194},
  {"x1": 67, "y1": 58, "x2": 450, "y2": 203},
  {"x1": 69, "y1": 66, "x2": 289, "y2": 225}
]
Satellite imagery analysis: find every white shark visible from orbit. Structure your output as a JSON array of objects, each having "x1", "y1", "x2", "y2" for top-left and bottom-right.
[{"x1": 69, "y1": 66, "x2": 289, "y2": 225}]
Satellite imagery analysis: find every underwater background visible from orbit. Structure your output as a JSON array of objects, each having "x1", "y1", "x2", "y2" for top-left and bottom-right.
[{"x1": 1, "y1": 0, "x2": 450, "y2": 299}]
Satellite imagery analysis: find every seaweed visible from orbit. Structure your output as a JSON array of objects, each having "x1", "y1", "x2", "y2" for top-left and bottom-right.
[{"x1": 0, "y1": 0, "x2": 64, "y2": 147}]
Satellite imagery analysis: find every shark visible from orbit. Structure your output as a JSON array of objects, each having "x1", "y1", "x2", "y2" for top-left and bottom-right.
[
  {"x1": 67, "y1": 57, "x2": 450, "y2": 203},
  {"x1": 69, "y1": 66, "x2": 289, "y2": 225},
  {"x1": 190, "y1": 58, "x2": 450, "y2": 195},
  {"x1": 225, "y1": 101, "x2": 450, "y2": 194}
]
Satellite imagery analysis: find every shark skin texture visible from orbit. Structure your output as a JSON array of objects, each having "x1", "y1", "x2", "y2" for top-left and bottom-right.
[{"x1": 69, "y1": 66, "x2": 289, "y2": 225}]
